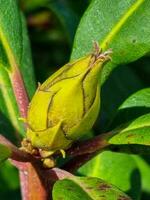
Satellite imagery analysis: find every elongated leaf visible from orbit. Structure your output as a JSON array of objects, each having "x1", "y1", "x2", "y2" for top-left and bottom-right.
[
  {"x1": 108, "y1": 113, "x2": 150, "y2": 145},
  {"x1": 53, "y1": 176, "x2": 131, "y2": 200},
  {"x1": 71, "y1": 0, "x2": 150, "y2": 84},
  {"x1": 79, "y1": 151, "x2": 141, "y2": 200},
  {"x1": 100, "y1": 88, "x2": 150, "y2": 156},
  {"x1": 133, "y1": 155, "x2": 150, "y2": 198},
  {"x1": 109, "y1": 88, "x2": 150, "y2": 130},
  {"x1": 0, "y1": 160, "x2": 20, "y2": 199},
  {"x1": 97, "y1": 65, "x2": 146, "y2": 132},
  {"x1": 0, "y1": 0, "x2": 36, "y2": 138},
  {"x1": 0, "y1": 66, "x2": 24, "y2": 138},
  {"x1": 0, "y1": 0, "x2": 36, "y2": 97},
  {"x1": 0, "y1": 144, "x2": 11, "y2": 163},
  {"x1": 107, "y1": 88, "x2": 150, "y2": 146}
]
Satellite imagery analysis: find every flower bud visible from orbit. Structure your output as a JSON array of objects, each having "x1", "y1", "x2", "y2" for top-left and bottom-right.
[{"x1": 26, "y1": 44, "x2": 111, "y2": 155}]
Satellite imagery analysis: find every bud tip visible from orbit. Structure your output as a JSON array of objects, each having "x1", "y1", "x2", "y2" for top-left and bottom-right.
[{"x1": 92, "y1": 41, "x2": 112, "y2": 62}]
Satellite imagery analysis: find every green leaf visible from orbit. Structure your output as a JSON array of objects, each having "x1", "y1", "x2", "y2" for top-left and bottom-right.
[
  {"x1": 0, "y1": 0, "x2": 36, "y2": 138},
  {"x1": 19, "y1": 14, "x2": 36, "y2": 98},
  {"x1": 0, "y1": 160, "x2": 20, "y2": 199},
  {"x1": 133, "y1": 155, "x2": 150, "y2": 197},
  {"x1": 0, "y1": 67, "x2": 24, "y2": 139},
  {"x1": 97, "y1": 65, "x2": 146, "y2": 132},
  {"x1": 53, "y1": 175, "x2": 131, "y2": 200},
  {"x1": 104, "y1": 88, "x2": 150, "y2": 154},
  {"x1": 71, "y1": 0, "x2": 150, "y2": 84},
  {"x1": 0, "y1": 0, "x2": 36, "y2": 97},
  {"x1": 78, "y1": 151, "x2": 141, "y2": 200},
  {"x1": 0, "y1": 144, "x2": 11, "y2": 163},
  {"x1": 109, "y1": 88, "x2": 150, "y2": 130},
  {"x1": 108, "y1": 113, "x2": 150, "y2": 146}
]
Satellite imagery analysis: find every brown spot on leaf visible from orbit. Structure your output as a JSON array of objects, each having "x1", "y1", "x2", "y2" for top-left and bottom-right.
[
  {"x1": 126, "y1": 134, "x2": 134, "y2": 138},
  {"x1": 118, "y1": 195, "x2": 130, "y2": 200},
  {"x1": 99, "y1": 183, "x2": 111, "y2": 190},
  {"x1": 86, "y1": 187, "x2": 93, "y2": 190}
]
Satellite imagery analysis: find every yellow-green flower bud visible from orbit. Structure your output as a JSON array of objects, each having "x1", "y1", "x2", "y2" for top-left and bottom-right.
[{"x1": 26, "y1": 44, "x2": 111, "y2": 155}]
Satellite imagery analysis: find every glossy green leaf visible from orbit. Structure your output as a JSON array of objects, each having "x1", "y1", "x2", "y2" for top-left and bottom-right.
[
  {"x1": 133, "y1": 155, "x2": 150, "y2": 197},
  {"x1": 0, "y1": 0, "x2": 36, "y2": 138},
  {"x1": 71, "y1": 0, "x2": 150, "y2": 84},
  {"x1": 0, "y1": 160, "x2": 20, "y2": 199},
  {"x1": 108, "y1": 113, "x2": 150, "y2": 146},
  {"x1": 53, "y1": 175, "x2": 131, "y2": 200},
  {"x1": 0, "y1": 67, "x2": 24, "y2": 139},
  {"x1": 96, "y1": 64, "x2": 146, "y2": 132},
  {"x1": 0, "y1": 0, "x2": 36, "y2": 95},
  {"x1": 104, "y1": 88, "x2": 150, "y2": 154},
  {"x1": 119, "y1": 88, "x2": 150, "y2": 108},
  {"x1": 109, "y1": 88, "x2": 150, "y2": 130},
  {"x1": 79, "y1": 151, "x2": 141, "y2": 200},
  {"x1": 0, "y1": 144, "x2": 11, "y2": 163}
]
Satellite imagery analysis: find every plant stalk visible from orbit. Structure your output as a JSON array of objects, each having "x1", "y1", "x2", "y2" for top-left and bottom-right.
[
  {"x1": 8, "y1": 66, "x2": 50, "y2": 199},
  {"x1": 64, "y1": 133, "x2": 112, "y2": 172}
]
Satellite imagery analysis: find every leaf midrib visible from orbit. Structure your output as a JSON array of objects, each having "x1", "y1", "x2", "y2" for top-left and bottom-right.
[
  {"x1": 71, "y1": 178, "x2": 95, "y2": 200},
  {"x1": 100, "y1": 0, "x2": 145, "y2": 50}
]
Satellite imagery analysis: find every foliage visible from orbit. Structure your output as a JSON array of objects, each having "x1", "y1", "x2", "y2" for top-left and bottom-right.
[{"x1": 0, "y1": 0, "x2": 149, "y2": 199}]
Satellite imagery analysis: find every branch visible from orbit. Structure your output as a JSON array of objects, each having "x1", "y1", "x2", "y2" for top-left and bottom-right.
[
  {"x1": 45, "y1": 168, "x2": 74, "y2": 181},
  {"x1": 67, "y1": 133, "x2": 110, "y2": 157},
  {"x1": 17, "y1": 162, "x2": 49, "y2": 200},
  {"x1": 0, "y1": 134, "x2": 38, "y2": 162},
  {"x1": 10, "y1": 67, "x2": 29, "y2": 119},
  {"x1": 63, "y1": 153, "x2": 95, "y2": 173},
  {"x1": 4, "y1": 60, "x2": 50, "y2": 199},
  {"x1": 64, "y1": 132, "x2": 113, "y2": 172},
  {"x1": 0, "y1": 134, "x2": 50, "y2": 200}
]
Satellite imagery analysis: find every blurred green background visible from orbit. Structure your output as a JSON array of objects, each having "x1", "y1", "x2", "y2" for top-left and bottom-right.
[
  {"x1": 0, "y1": 0, "x2": 149, "y2": 199},
  {"x1": 21, "y1": 0, "x2": 90, "y2": 83}
]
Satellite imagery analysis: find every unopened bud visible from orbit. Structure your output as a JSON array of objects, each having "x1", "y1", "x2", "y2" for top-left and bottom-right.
[{"x1": 26, "y1": 43, "x2": 112, "y2": 155}]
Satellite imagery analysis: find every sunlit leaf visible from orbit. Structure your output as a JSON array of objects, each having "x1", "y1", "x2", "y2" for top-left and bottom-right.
[{"x1": 53, "y1": 175, "x2": 131, "y2": 200}]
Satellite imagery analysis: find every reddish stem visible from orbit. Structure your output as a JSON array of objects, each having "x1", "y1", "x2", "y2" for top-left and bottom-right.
[
  {"x1": 9, "y1": 66, "x2": 50, "y2": 199},
  {"x1": 67, "y1": 133, "x2": 109, "y2": 157},
  {"x1": 45, "y1": 168, "x2": 74, "y2": 181},
  {"x1": 17, "y1": 166, "x2": 74, "y2": 200},
  {"x1": 0, "y1": 135, "x2": 35, "y2": 162},
  {"x1": 0, "y1": 134, "x2": 74, "y2": 199},
  {"x1": 10, "y1": 67, "x2": 29, "y2": 119},
  {"x1": 17, "y1": 162, "x2": 49, "y2": 200},
  {"x1": 63, "y1": 153, "x2": 94, "y2": 173},
  {"x1": 64, "y1": 133, "x2": 111, "y2": 172},
  {"x1": 64, "y1": 132, "x2": 114, "y2": 173}
]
